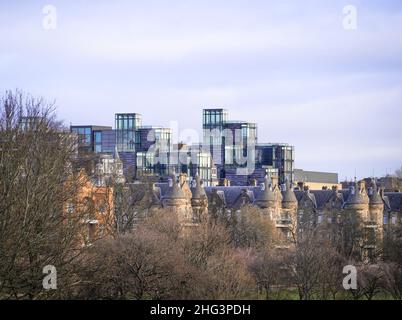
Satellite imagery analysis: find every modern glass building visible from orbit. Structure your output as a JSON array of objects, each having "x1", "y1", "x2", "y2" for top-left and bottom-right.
[
  {"x1": 100, "y1": 130, "x2": 116, "y2": 153},
  {"x1": 202, "y1": 109, "x2": 227, "y2": 166},
  {"x1": 167, "y1": 143, "x2": 217, "y2": 186},
  {"x1": 70, "y1": 125, "x2": 112, "y2": 153},
  {"x1": 202, "y1": 108, "x2": 294, "y2": 185},
  {"x1": 190, "y1": 147, "x2": 217, "y2": 186},
  {"x1": 223, "y1": 120, "x2": 257, "y2": 168},
  {"x1": 256, "y1": 143, "x2": 295, "y2": 183},
  {"x1": 136, "y1": 126, "x2": 172, "y2": 177},
  {"x1": 202, "y1": 108, "x2": 259, "y2": 180},
  {"x1": 70, "y1": 108, "x2": 294, "y2": 186},
  {"x1": 115, "y1": 113, "x2": 141, "y2": 151}
]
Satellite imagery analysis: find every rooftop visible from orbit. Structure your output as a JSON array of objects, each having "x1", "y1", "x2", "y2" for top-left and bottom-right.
[{"x1": 295, "y1": 169, "x2": 338, "y2": 184}]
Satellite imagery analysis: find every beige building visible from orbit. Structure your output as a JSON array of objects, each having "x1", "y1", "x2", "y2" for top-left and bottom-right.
[{"x1": 294, "y1": 169, "x2": 341, "y2": 190}]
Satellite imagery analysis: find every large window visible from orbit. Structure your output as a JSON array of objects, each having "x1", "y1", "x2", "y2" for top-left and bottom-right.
[
  {"x1": 71, "y1": 127, "x2": 92, "y2": 146},
  {"x1": 115, "y1": 114, "x2": 142, "y2": 151},
  {"x1": 100, "y1": 130, "x2": 116, "y2": 153},
  {"x1": 197, "y1": 152, "x2": 212, "y2": 185},
  {"x1": 94, "y1": 131, "x2": 102, "y2": 143},
  {"x1": 94, "y1": 131, "x2": 102, "y2": 153},
  {"x1": 137, "y1": 151, "x2": 157, "y2": 174},
  {"x1": 203, "y1": 109, "x2": 227, "y2": 127}
]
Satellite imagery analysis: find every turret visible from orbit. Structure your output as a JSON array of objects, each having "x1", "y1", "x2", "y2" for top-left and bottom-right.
[
  {"x1": 278, "y1": 179, "x2": 298, "y2": 243},
  {"x1": 344, "y1": 180, "x2": 369, "y2": 218},
  {"x1": 179, "y1": 172, "x2": 192, "y2": 200},
  {"x1": 255, "y1": 175, "x2": 277, "y2": 219},
  {"x1": 369, "y1": 179, "x2": 384, "y2": 216},
  {"x1": 162, "y1": 174, "x2": 192, "y2": 224},
  {"x1": 343, "y1": 180, "x2": 371, "y2": 261},
  {"x1": 281, "y1": 179, "x2": 298, "y2": 210}
]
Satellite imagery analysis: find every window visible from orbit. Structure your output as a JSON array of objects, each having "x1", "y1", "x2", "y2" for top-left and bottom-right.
[
  {"x1": 94, "y1": 131, "x2": 102, "y2": 143},
  {"x1": 71, "y1": 127, "x2": 92, "y2": 145},
  {"x1": 241, "y1": 126, "x2": 248, "y2": 138}
]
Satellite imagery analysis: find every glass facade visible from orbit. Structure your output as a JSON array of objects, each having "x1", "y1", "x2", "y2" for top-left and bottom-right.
[
  {"x1": 69, "y1": 109, "x2": 294, "y2": 185},
  {"x1": 202, "y1": 109, "x2": 227, "y2": 169},
  {"x1": 203, "y1": 108, "x2": 228, "y2": 127},
  {"x1": 136, "y1": 151, "x2": 170, "y2": 177},
  {"x1": 115, "y1": 113, "x2": 141, "y2": 151},
  {"x1": 196, "y1": 152, "x2": 213, "y2": 185},
  {"x1": 256, "y1": 144, "x2": 295, "y2": 183},
  {"x1": 172, "y1": 145, "x2": 216, "y2": 186},
  {"x1": 136, "y1": 151, "x2": 155, "y2": 174},
  {"x1": 71, "y1": 126, "x2": 93, "y2": 153},
  {"x1": 94, "y1": 131, "x2": 102, "y2": 153},
  {"x1": 100, "y1": 130, "x2": 116, "y2": 153},
  {"x1": 71, "y1": 125, "x2": 112, "y2": 153},
  {"x1": 71, "y1": 127, "x2": 91, "y2": 144}
]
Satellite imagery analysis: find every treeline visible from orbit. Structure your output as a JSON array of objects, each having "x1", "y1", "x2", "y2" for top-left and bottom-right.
[{"x1": 70, "y1": 206, "x2": 402, "y2": 300}]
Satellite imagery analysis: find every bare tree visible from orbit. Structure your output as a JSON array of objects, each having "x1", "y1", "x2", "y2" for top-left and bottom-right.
[
  {"x1": 382, "y1": 224, "x2": 402, "y2": 299},
  {"x1": 395, "y1": 166, "x2": 402, "y2": 178},
  {"x1": 249, "y1": 249, "x2": 286, "y2": 300},
  {"x1": 347, "y1": 264, "x2": 385, "y2": 300},
  {"x1": 229, "y1": 205, "x2": 277, "y2": 250},
  {"x1": 0, "y1": 90, "x2": 90, "y2": 299},
  {"x1": 382, "y1": 262, "x2": 402, "y2": 300},
  {"x1": 203, "y1": 248, "x2": 256, "y2": 299},
  {"x1": 283, "y1": 226, "x2": 342, "y2": 300},
  {"x1": 76, "y1": 231, "x2": 192, "y2": 299},
  {"x1": 182, "y1": 217, "x2": 231, "y2": 268},
  {"x1": 316, "y1": 248, "x2": 346, "y2": 300},
  {"x1": 114, "y1": 178, "x2": 158, "y2": 234},
  {"x1": 75, "y1": 209, "x2": 199, "y2": 300}
]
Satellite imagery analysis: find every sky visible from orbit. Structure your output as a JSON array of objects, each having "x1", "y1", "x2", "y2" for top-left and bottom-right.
[{"x1": 1, "y1": 0, "x2": 402, "y2": 180}]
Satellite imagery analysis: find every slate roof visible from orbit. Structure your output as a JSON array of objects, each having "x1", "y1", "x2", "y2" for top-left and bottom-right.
[
  {"x1": 162, "y1": 178, "x2": 186, "y2": 200},
  {"x1": 282, "y1": 180, "x2": 298, "y2": 203},
  {"x1": 155, "y1": 183, "x2": 402, "y2": 212},
  {"x1": 205, "y1": 186, "x2": 259, "y2": 207},
  {"x1": 344, "y1": 183, "x2": 369, "y2": 206},
  {"x1": 255, "y1": 177, "x2": 276, "y2": 203}
]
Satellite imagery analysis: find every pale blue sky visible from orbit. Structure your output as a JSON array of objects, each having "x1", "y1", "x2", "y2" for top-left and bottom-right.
[{"x1": 1, "y1": 0, "x2": 402, "y2": 179}]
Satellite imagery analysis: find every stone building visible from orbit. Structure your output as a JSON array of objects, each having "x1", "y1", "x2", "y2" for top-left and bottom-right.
[{"x1": 150, "y1": 175, "x2": 402, "y2": 261}]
